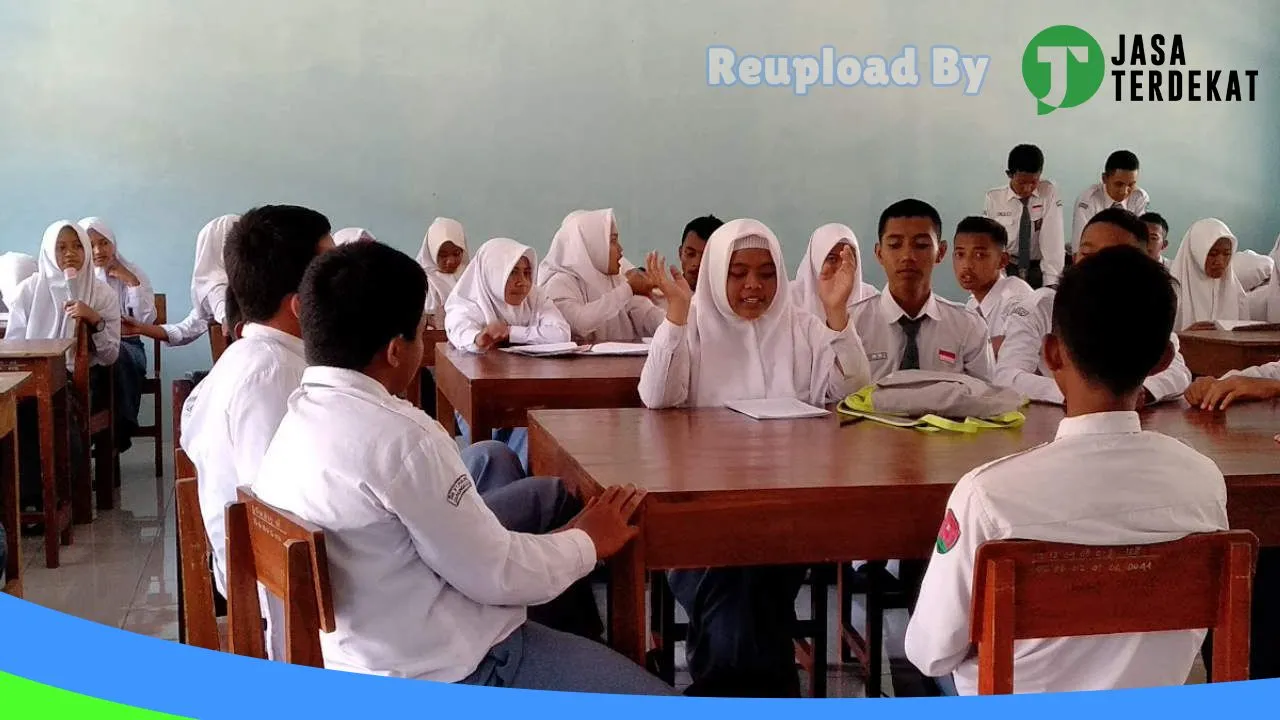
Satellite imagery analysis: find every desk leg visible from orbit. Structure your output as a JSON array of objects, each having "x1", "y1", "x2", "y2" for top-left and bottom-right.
[
  {"x1": 609, "y1": 533, "x2": 648, "y2": 665},
  {"x1": 71, "y1": 397, "x2": 92, "y2": 524},
  {"x1": 0, "y1": 424, "x2": 19, "y2": 594},
  {"x1": 436, "y1": 384, "x2": 457, "y2": 437},
  {"x1": 37, "y1": 392, "x2": 64, "y2": 567}
]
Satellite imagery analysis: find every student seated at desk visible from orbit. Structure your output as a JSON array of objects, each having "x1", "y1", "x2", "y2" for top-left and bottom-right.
[
  {"x1": 906, "y1": 245, "x2": 1228, "y2": 695},
  {"x1": 418, "y1": 217, "x2": 469, "y2": 319},
  {"x1": 9, "y1": 221, "x2": 121, "y2": 513},
  {"x1": 1140, "y1": 212, "x2": 1170, "y2": 266},
  {"x1": 80, "y1": 217, "x2": 155, "y2": 452},
  {"x1": 851, "y1": 199, "x2": 993, "y2": 382},
  {"x1": 333, "y1": 227, "x2": 376, "y2": 245},
  {"x1": 1071, "y1": 150, "x2": 1149, "y2": 255},
  {"x1": 982, "y1": 143, "x2": 1065, "y2": 289},
  {"x1": 539, "y1": 208, "x2": 662, "y2": 343},
  {"x1": 1170, "y1": 218, "x2": 1247, "y2": 330},
  {"x1": 181, "y1": 205, "x2": 334, "y2": 610},
  {"x1": 676, "y1": 215, "x2": 723, "y2": 292},
  {"x1": 995, "y1": 208, "x2": 1191, "y2": 406},
  {"x1": 253, "y1": 241, "x2": 672, "y2": 694},
  {"x1": 790, "y1": 223, "x2": 878, "y2": 319},
  {"x1": 638, "y1": 218, "x2": 870, "y2": 696},
  {"x1": 952, "y1": 216, "x2": 1033, "y2": 358}
]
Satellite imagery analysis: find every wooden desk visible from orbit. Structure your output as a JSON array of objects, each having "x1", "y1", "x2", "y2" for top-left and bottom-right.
[
  {"x1": 434, "y1": 343, "x2": 645, "y2": 441},
  {"x1": 0, "y1": 372, "x2": 31, "y2": 596},
  {"x1": 528, "y1": 402, "x2": 1280, "y2": 664},
  {"x1": 0, "y1": 340, "x2": 74, "y2": 568},
  {"x1": 404, "y1": 329, "x2": 448, "y2": 409},
  {"x1": 1179, "y1": 329, "x2": 1280, "y2": 378}
]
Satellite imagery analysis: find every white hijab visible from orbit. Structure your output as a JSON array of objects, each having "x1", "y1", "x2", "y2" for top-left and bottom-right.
[
  {"x1": 683, "y1": 218, "x2": 843, "y2": 407},
  {"x1": 1170, "y1": 218, "x2": 1245, "y2": 330},
  {"x1": 538, "y1": 208, "x2": 621, "y2": 300},
  {"x1": 0, "y1": 253, "x2": 37, "y2": 310},
  {"x1": 191, "y1": 214, "x2": 239, "y2": 319},
  {"x1": 17, "y1": 221, "x2": 101, "y2": 340},
  {"x1": 1233, "y1": 250, "x2": 1273, "y2": 292},
  {"x1": 416, "y1": 217, "x2": 469, "y2": 298},
  {"x1": 333, "y1": 227, "x2": 376, "y2": 245},
  {"x1": 78, "y1": 217, "x2": 152, "y2": 292},
  {"x1": 445, "y1": 237, "x2": 544, "y2": 327},
  {"x1": 790, "y1": 223, "x2": 876, "y2": 317}
]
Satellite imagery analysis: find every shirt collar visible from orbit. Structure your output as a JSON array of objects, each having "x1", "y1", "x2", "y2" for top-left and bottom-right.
[
  {"x1": 1004, "y1": 184, "x2": 1040, "y2": 204},
  {"x1": 879, "y1": 288, "x2": 941, "y2": 323},
  {"x1": 975, "y1": 274, "x2": 1013, "y2": 319},
  {"x1": 239, "y1": 323, "x2": 306, "y2": 360},
  {"x1": 300, "y1": 365, "x2": 394, "y2": 398},
  {"x1": 1054, "y1": 411, "x2": 1142, "y2": 440}
]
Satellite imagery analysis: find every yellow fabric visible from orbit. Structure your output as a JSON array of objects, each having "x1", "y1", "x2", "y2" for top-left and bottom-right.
[{"x1": 837, "y1": 386, "x2": 1026, "y2": 433}]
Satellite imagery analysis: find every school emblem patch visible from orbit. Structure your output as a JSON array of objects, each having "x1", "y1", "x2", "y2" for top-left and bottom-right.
[
  {"x1": 936, "y1": 509, "x2": 961, "y2": 554},
  {"x1": 447, "y1": 474, "x2": 472, "y2": 507}
]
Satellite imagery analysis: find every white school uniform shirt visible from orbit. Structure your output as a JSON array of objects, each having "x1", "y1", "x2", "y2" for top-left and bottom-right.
[
  {"x1": 964, "y1": 273, "x2": 1034, "y2": 348},
  {"x1": 7, "y1": 221, "x2": 120, "y2": 368},
  {"x1": 78, "y1": 217, "x2": 157, "y2": 324},
  {"x1": 1252, "y1": 234, "x2": 1280, "y2": 322},
  {"x1": 190, "y1": 214, "x2": 239, "y2": 325},
  {"x1": 418, "y1": 217, "x2": 469, "y2": 315},
  {"x1": 538, "y1": 208, "x2": 663, "y2": 342},
  {"x1": 640, "y1": 219, "x2": 871, "y2": 409},
  {"x1": 252, "y1": 366, "x2": 596, "y2": 681},
  {"x1": 905, "y1": 411, "x2": 1228, "y2": 695},
  {"x1": 1224, "y1": 361, "x2": 1280, "y2": 381},
  {"x1": 444, "y1": 238, "x2": 571, "y2": 352},
  {"x1": 160, "y1": 307, "x2": 212, "y2": 347},
  {"x1": 850, "y1": 289, "x2": 994, "y2": 383},
  {"x1": 983, "y1": 182, "x2": 1067, "y2": 285},
  {"x1": 790, "y1": 223, "x2": 879, "y2": 320},
  {"x1": 332, "y1": 227, "x2": 376, "y2": 245},
  {"x1": 1071, "y1": 183, "x2": 1149, "y2": 250},
  {"x1": 993, "y1": 288, "x2": 1191, "y2": 404},
  {"x1": 1234, "y1": 250, "x2": 1273, "y2": 292},
  {"x1": 0, "y1": 253, "x2": 36, "y2": 312},
  {"x1": 179, "y1": 323, "x2": 307, "y2": 595},
  {"x1": 1170, "y1": 218, "x2": 1247, "y2": 330}
]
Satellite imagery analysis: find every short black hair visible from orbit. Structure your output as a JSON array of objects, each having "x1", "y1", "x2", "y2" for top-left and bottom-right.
[
  {"x1": 1006, "y1": 144, "x2": 1045, "y2": 175},
  {"x1": 954, "y1": 216, "x2": 1009, "y2": 249},
  {"x1": 1139, "y1": 212, "x2": 1169, "y2": 236},
  {"x1": 1084, "y1": 207, "x2": 1148, "y2": 246},
  {"x1": 681, "y1": 215, "x2": 723, "y2": 245},
  {"x1": 224, "y1": 205, "x2": 331, "y2": 323},
  {"x1": 300, "y1": 242, "x2": 427, "y2": 370},
  {"x1": 1052, "y1": 245, "x2": 1175, "y2": 396},
  {"x1": 1104, "y1": 150, "x2": 1140, "y2": 174},
  {"x1": 878, "y1": 199, "x2": 942, "y2": 240}
]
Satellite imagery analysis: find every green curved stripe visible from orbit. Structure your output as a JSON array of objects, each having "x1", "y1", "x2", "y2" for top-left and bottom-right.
[{"x1": 0, "y1": 671, "x2": 190, "y2": 718}]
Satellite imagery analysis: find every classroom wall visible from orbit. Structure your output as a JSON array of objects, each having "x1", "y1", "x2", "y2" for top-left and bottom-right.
[{"x1": 1, "y1": 0, "x2": 1277, "y2": 400}]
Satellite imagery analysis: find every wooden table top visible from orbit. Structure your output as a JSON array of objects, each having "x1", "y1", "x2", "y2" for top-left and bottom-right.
[
  {"x1": 529, "y1": 401, "x2": 1280, "y2": 496},
  {"x1": 435, "y1": 342, "x2": 646, "y2": 382},
  {"x1": 0, "y1": 339, "x2": 74, "y2": 358},
  {"x1": 1178, "y1": 329, "x2": 1280, "y2": 347},
  {"x1": 0, "y1": 372, "x2": 32, "y2": 397}
]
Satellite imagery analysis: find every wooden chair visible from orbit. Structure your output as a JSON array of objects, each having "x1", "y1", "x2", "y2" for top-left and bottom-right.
[
  {"x1": 970, "y1": 531, "x2": 1258, "y2": 695},
  {"x1": 208, "y1": 322, "x2": 229, "y2": 363},
  {"x1": 837, "y1": 560, "x2": 922, "y2": 698},
  {"x1": 224, "y1": 487, "x2": 335, "y2": 666},
  {"x1": 71, "y1": 322, "x2": 115, "y2": 520},
  {"x1": 130, "y1": 293, "x2": 166, "y2": 477},
  {"x1": 175, "y1": 474, "x2": 219, "y2": 651}
]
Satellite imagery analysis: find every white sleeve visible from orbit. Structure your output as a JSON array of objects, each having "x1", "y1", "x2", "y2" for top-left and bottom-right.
[
  {"x1": 444, "y1": 300, "x2": 485, "y2": 353},
  {"x1": 1070, "y1": 193, "x2": 1091, "y2": 251},
  {"x1": 627, "y1": 296, "x2": 667, "y2": 338},
  {"x1": 992, "y1": 297, "x2": 1063, "y2": 404},
  {"x1": 5, "y1": 281, "x2": 33, "y2": 339},
  {"x1": 227, "y1": 371, "x2": 295, "y2": 496},
  {"x1": 982, "y1": 192, "x2": 997, "y2": 219},
  {"x1": 961, "y1": 316, "x2": 996, "y2": 383},
  {"x1": 827, "y1": 321, "x2": 872, "y2": 401},
  {"x1": 90, "y1": 286, "x2": 121, "y2": 366},
  {"x1": 543, "y1": 276, "x2": 633, "y2": 338},
  {"x1": 1230, "y1": 361, "x2": 1280, "y2": 381},
  {"x1": 905, "y1": 472, "x2": 994, "y2": 677},
  {"x1": 163, "y1": 308, "x2": 211, "y2": 347},
  {"x1": 1248, "y1": 286, "x2": 1270, "y2": 320},
  {"x1": 207, "y1": 285, "x2": 228, "y2": 325},
  {"x1": 1143, "y1": 333, "x2": 1192, "y2": 401},
  {"x1": 1133, "y1": 189, "x2": 1150, "y2": 216},
  {"x1": 380, "y1": 436, "x2": 596, "y2": 607},
  {"x1": 638, "y1": 319, "x2": 691, "y2": 409},
  {"x1": 507, "y1": 295, "x2": 572, "y2": 345},
  {"x1": 123, "y1": 271, "x2": 157, "y2": 324},
  {"x1": 1038, "y1": 187, "x2": 1066, "y2": 285}
]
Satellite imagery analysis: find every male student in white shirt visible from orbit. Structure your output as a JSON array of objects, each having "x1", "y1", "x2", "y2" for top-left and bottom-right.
[
  {"x1": 952, "y1": 216, "x2": 1034, "y2": 359},
  {"x1": 1140, "y1": 211, "x2": 1170, "y2": 265},
  {"x1": 982, "y1": 144, "x2": 1065, "y2": 288},
  {"x1": 851, "y1": 199, "x2": 993, "y2": 382},
  {"x1": 906, "y1": 245, "x2": 1228, "y2": 695},
  {"x1": 252, "y1": 241, "x2": 674, "y2": 694},
  {"x1": 995, "y1": 208, "x2": 1191, "y2": 405},
  {"x1": 1071, "y1": 150, "x2": 1150, "y2": 253}
]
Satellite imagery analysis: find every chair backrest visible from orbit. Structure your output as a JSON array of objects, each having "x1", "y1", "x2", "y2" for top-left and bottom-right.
[
  {"x1": 224, "y1": 487, "x2": 335, "y2": 667},
  {"x1": 970, "y1": 530, "x2": 1258, "y2": 695},
  {"x1": 172, "y1": 379, "x2": 195, "y2": 478},
  {"x1": 151, "y1": 293, "x2": 167, "y2": 376},
  {"x1": 175, "y1": 475, "x2": 220, "y2": 650},
  {"x1": 208, "y1": 322, "x2": 228, "y2": 363}
]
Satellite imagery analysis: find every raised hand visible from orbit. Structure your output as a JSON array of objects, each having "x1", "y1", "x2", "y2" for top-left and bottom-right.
[
  {"x1": 817, "y1": 245, "x2": 856, "y2": 330},
  {"x1": 625, "y1": 268, "x2": 656, "y2": 297},
  {"x1": 645, "y1": 251, "x2": 692, "y2": 326}
]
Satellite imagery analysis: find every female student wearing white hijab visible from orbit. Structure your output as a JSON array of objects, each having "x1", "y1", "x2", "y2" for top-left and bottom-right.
[
  {"x1": 417, "y1": 217, "x2": 469, "y2": 317},
  {"x1": 332, "y1": 227, "x2": 377, "y2": 245},
  {"x1": 790, "y1": 223, "x2": 878, "y2": 319},
  {"x1": 79, "y1": 217, "x2": 156, "y2": 452},
  {"x1": 0, "y1": 253, "x2": 36, "y2": 312},
  {"x1": 539, "y1": 208, "x2": 663, "y2": 343},
  {"x1": 1170, "y1": 218, "x2": 1247, "y2": 330},
  {"x1": 8, "y1": 221, "x2": 120, "y2": 512},
  {"x1": 637, "y1": 218, "x2": 870, "y2": 696}
]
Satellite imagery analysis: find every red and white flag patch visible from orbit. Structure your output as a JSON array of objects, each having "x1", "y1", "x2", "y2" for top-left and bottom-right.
[{"x1": 938, "y1": 349, "x2": 957, "y2": 364}]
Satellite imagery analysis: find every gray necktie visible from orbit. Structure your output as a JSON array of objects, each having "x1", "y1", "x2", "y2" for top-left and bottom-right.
[
  {"x1": 1018, "y1": 196, "x2": 1033, "y2": 273},
  {"x1": 898, "y1": 317, "x2": 923, "y2": 370}
]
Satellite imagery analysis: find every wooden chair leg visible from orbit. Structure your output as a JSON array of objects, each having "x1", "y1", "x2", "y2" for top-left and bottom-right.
[
  {"x1": 152, "y1": 391, "x2": 163, "y2": 478},
  {"x1": 810, "y1": 566, "x2": 828, "y2": 698},
  {"x1": 94, "y1": 429, "x2": 116, "y2": 511}
]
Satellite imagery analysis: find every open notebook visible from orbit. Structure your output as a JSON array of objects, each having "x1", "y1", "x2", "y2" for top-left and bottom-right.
[
  {"x1": 1214, "y1": 320, "x2": 1280, "y2": 332},
  {"x1": 725, "y1": 397, "x2": 830, "y2": 420},
  {"x1": 500, "y1": 342, "x2": 583, "y2": 357}
]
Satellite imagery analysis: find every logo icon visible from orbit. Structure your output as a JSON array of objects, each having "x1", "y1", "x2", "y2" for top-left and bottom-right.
[{"x1": 1022, "y1": 25, "x2": 1106, "y2": 115}]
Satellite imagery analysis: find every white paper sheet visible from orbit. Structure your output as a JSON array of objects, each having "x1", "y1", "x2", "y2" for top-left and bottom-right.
[{"x1": 724, "y1": 397, "x2": 831, "y2": 420}]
